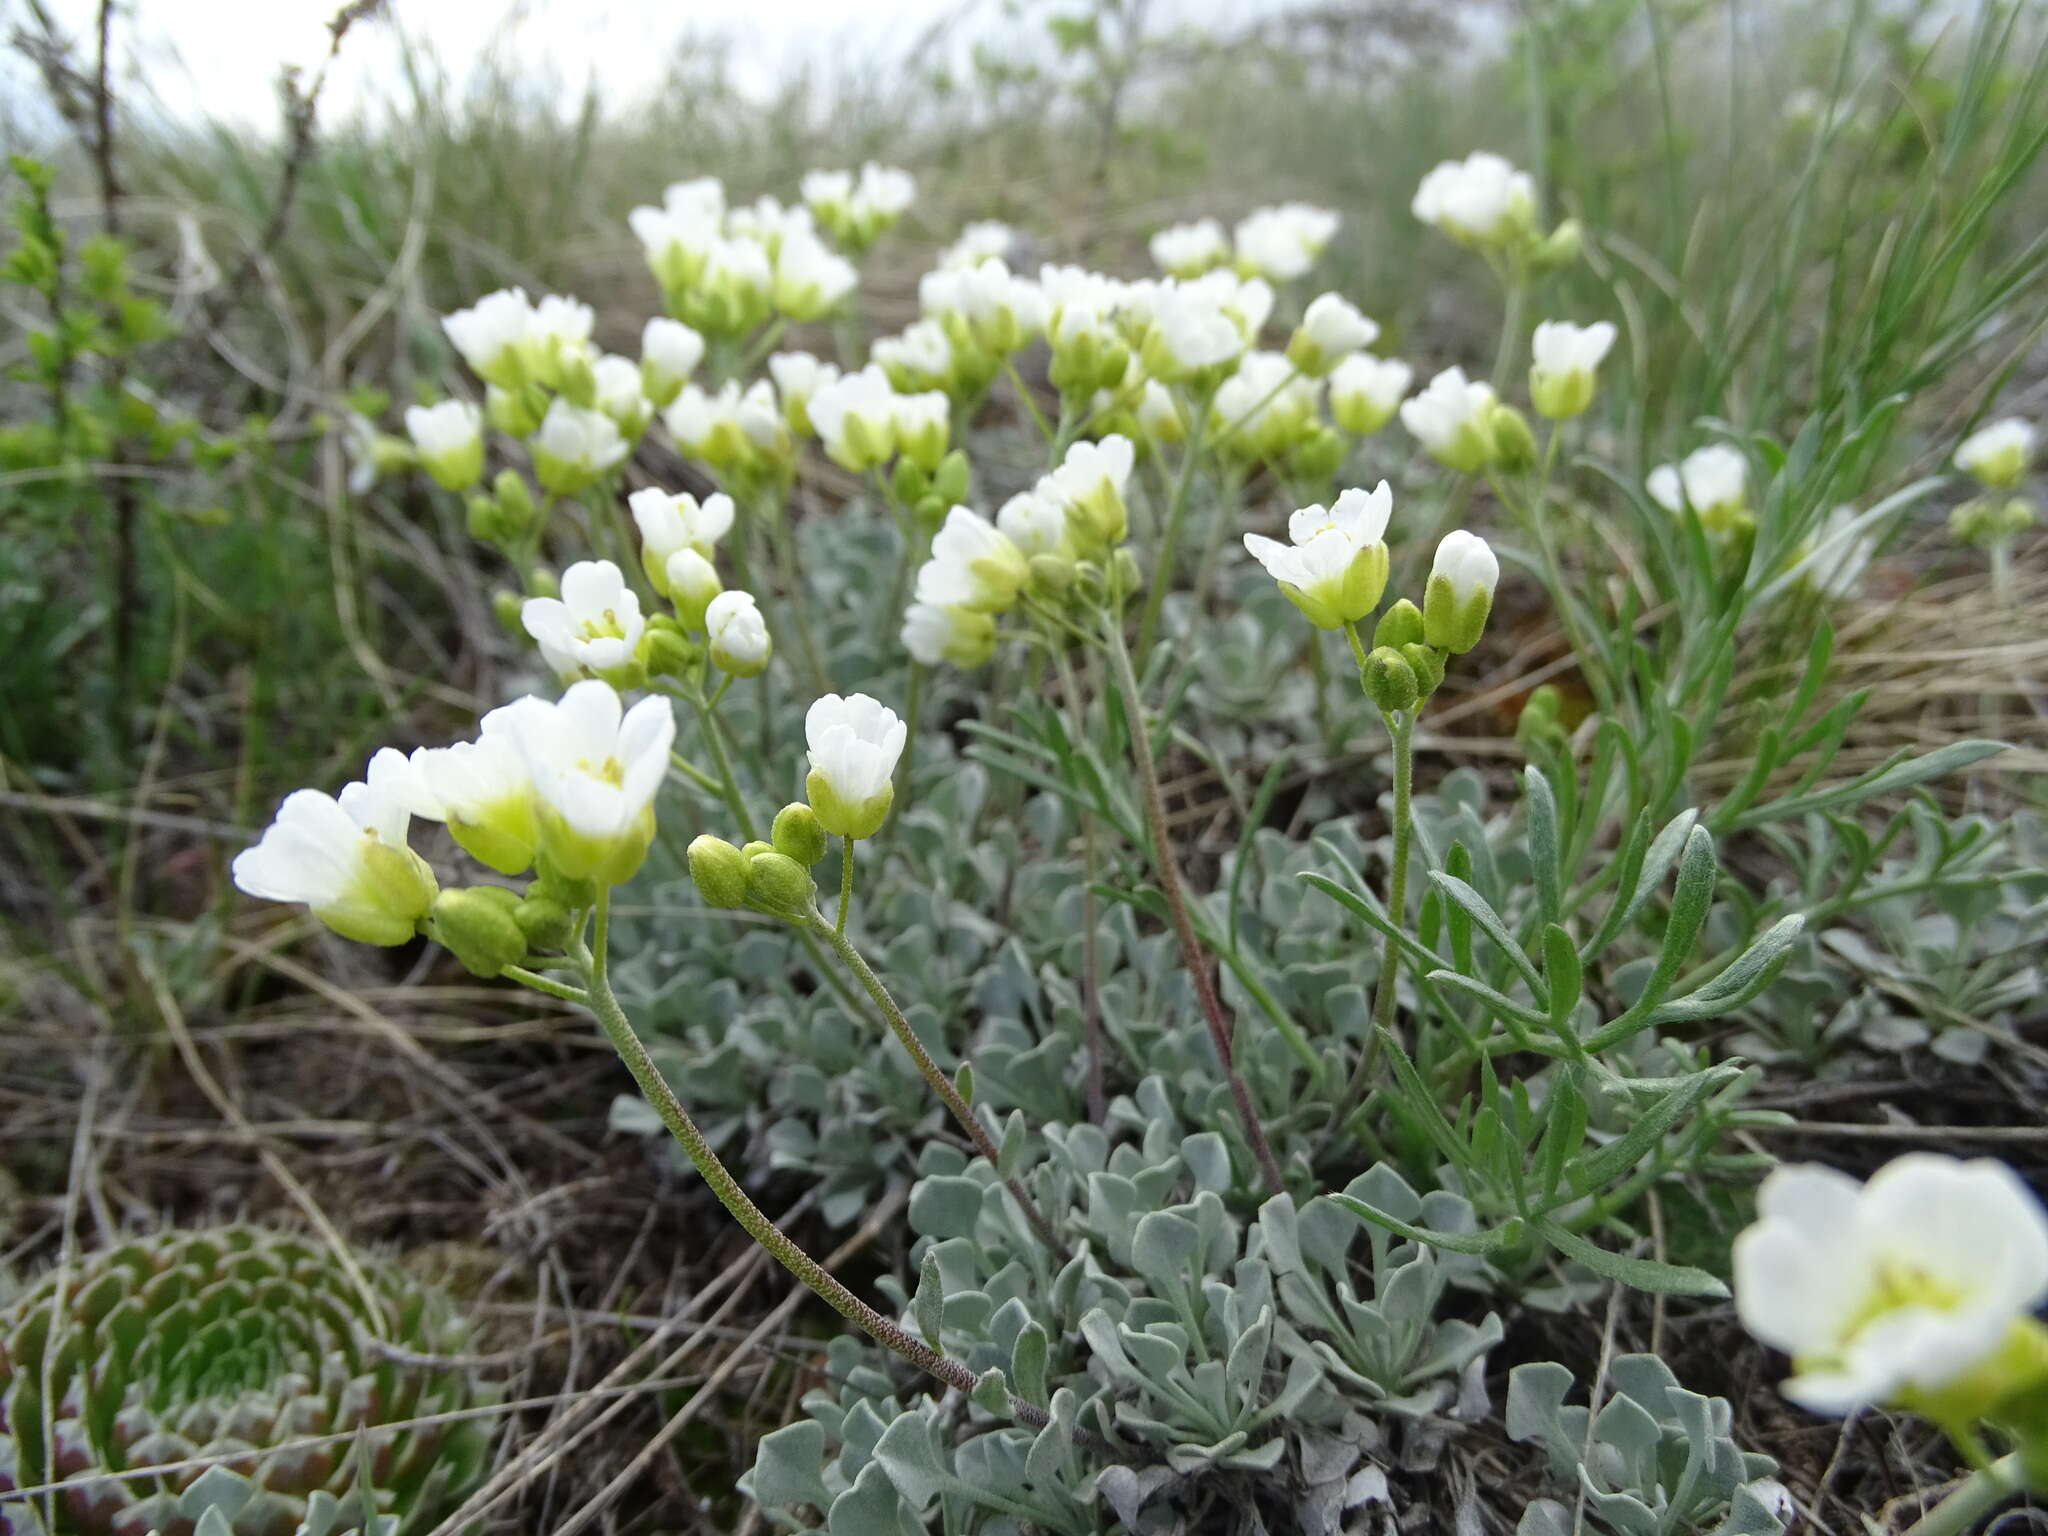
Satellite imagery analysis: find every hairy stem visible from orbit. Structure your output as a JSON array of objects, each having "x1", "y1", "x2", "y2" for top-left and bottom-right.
[
  {"x1": 1136, "y1": 387, "x2": 1207, "y2": 654},
  {"x1": 575, "y1": 893, "x2": 1051, "y2": 1426},
  {"x1": 1328, "y1": 709, "x2": 1414, "y2": 1145},
  {"x1": 811, "y1": 916, "x2": 1074, "y2": 1263},
  {"x1": 1102, "y1": 613, "x2": 1286, "y2": 1193}
]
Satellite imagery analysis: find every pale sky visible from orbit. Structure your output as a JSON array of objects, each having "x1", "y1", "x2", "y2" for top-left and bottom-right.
[{"x1": 8, "y1": 0, "x2": 1012, "y2": 130}]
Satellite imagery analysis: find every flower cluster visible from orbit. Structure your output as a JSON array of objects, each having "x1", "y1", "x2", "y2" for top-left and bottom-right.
[{"x1": 1147, "y1": 202, "x2": 1341, "y2": 281}]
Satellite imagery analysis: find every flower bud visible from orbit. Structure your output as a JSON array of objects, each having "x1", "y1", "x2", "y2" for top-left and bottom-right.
[
  {"x1": 494, "y1": 469, "x2": 536, "y2": 534},
  {"x1": 772, "y1": 802, "x2": 829, "y2": 865},
  {"x1": 1423, "y1": 530, "x2": 1498, "y2": 654},
  {"x1": 665, "y1": 548, "x2": 723, "y2": 631},
  {"x1": 492, "y1": 590, "x2": 525, "y2": 632},
  {"x1": 687, "y1": 835, "x2": 750, "y2": 908},
  {"x1": 1400, "y1": 642, "x2": 1446, "y2": 699},
  {"x1": 431, "y1": 886, "x2": 529, "y2": 978},
  {"x1": 512, "y1": 894, "x2": 575, "y2": 950},
  {"x1": 933, "y1": 449, "x2": 972, "y2": 506},
  {"x1": 745, "y1": 849, "x2": 815, "y2": 914},
  {"x1": 1287, "y1": 424, "x2": 1345, "y2": 483},
  {"x1": 1486, "y1": 402, "x2": 1539, "y2": 472},
  {"x1": 1361, "y1": 645, "x2": 1419, "y2": 714},
  {"x1": 405, "y1": 400, "x2": 485, "y2": 491},
  {"x1": 1110, "y1": 547, "x2": 1144, "y2": 602},
  {"x1": 1516, "y1": 683, "x2": 1570, "y2": 759},
  {"x1": 487, "y1": 384, "x2": 545, "y2": 439},
  {"x1": 706, "y1": 590, "x2": 771, "y2": 678},
  {"x1": 1534, "y1": 218, "x2": 1582, "y2": 270},
  {"x1": 642, "y1": 624, "x2": 698, "y2": 682},
  {"x1": 526, "y1": 566, "x2": 559, "y2": 599},
  {"x1": 553, "y1": 348, "x2": 598, "y2": 410},
  {"x1": 1028, "y1": 551, "x2": 1075, "y2": 593},
  {"x1": 466, "y1": 492, "x2": 508, "y2": 545},
  {"x1": 1373, "y1": 598, "x2": 1425, "y2": 650},
  {"x1": 1954, "y1": 418, "x2": 2035, "y2": 491}
]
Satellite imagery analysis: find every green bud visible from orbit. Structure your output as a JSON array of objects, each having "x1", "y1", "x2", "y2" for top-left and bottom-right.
[
  {"x1": 643, "y1": 626, "x2": 697, "y2": 681},
  {"x1": 1028, "y1": 551, "x2": 1076, "y2": 593},
  {"x1": 1400, "y1": 642, "x2": 1446, "y2": 699},
  {"x1": 554, "y1": 349, "x2": 598, "y2": 410},
  {"x1": 1487, "y1": 403, "x2": 1539, "y2": 472},
  {"x1": 527, "y1": 567, "x2": 560, "y2": 599},
  {"x1": 466, "y1": 492, "x2": 507, "y2": 544},
  {"x1": 1110, "y1": 547, "x2": 1143, "y2": 601},
  {"x1": 772, "y1": 802, "x2": 829, "y2": 865},
  {"x1": 494, "y1": 469, "x2": 536, "y2": 533},
  {"x1": 529, "y1": 863, "x2": 599, "y2": 909},
  {"x1": 431, "y1": 887, "x2": 529, "y2": 978},
  {"x1": 687, "y1": 835, "x2": 750, "y2": 908},
  {"x1": 1534, "y1": 218, "x2": 1583, "y2": 270},
  {"x1": 745, "y1": 850, "x2": 815, "y2": 914},
  {"x1": 1361, "y1": 645, "x2": 1419, "y2": 714},
  {"x1": 933, "y1": 450, "x2": 972, "y2": 506},
  {"x1": 1287, "y1": 424, "x2": 1345, "y2": 483},
  {"x1": 892, "y1": 457, "x2": 930, "y2": 507},
  {"x1": 511, "y1": 894, "x2": 574, "y2": 950},
  {"x1": 1373, "y1": 598, "x2": 1425, "y2": 650},
  {"x1": 492, "y1": 590, "x2": 524, "y2": 633},
  {"x1": 740, "y1": 840, "x2": 775, "y2": 860},
  {"x1": 914, "y1": 493, "x2": 948, "y2": 533},
  {"x1": 486, "y1": 384, "x2": 545, "y2": 438}
]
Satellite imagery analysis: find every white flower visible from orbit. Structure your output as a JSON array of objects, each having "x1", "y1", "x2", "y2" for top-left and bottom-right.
[
  {"x1": 892, "y1": 389, "x2": 950, "y2": 470},
  {"x1": 1423, "y1": 529, "x2": 1499, "y2": 653},
  {"x1": 1797, "y1": 506, "x2": 1876, "y2": 599},
  {"x1": 996, "y1": 489, "x2": 1069, "y2": 558},
  {"x1": 941, "y1": 220, "x2": 1017, "y2": 270},
  {"x1": 662, "y1": 176, "x2": 725, "y2": 223},
  {"x1": 1412, "y1": 152, "x2": 1539, "y2": 246},
  {"x1": 1329, "y1": 354, "x2": 1412, "y2": 436},
  {"x1": 663, "y1": 383, "x2": 738, "y2": 460},
  {"x1": 1529, "y1": 319, "x2": 1616, "y2": 418},
  {"x1": 727, "y1": 193, "x2": 815, "y2": 253},
  {"x1": 530, "y1": 399, "x2": 630, "y2": 493},
  {"x1": 1954, "y1": 417, "x2": 2036, "y2": 490},
  {"x1": 640, "y1": 317, "x2": 705, "y2": 405},
  {"x1": 1242, "y1": 483, "x2": 1392, "y2": 630},
  {"x1": 1134, "y1": 378, "x2": 1185, "y2": 443},
  {"x1": 530, "y1": 294, "x2": 594, "y2": 359},
  {"x1": 521, "y1": 560, "x2": 646, "y2": 682},
  {"x1": 343, "y1": 411, "x2": 384, "y2": 494},
  {"x1": 774, "y1": 231, "x2": 859, "y2": 320},
  {"x1": 852, "y1": 163, "x2": 915, "y2": 224},
  {"x1": 1232, "y1": 203, "x2": 1340, "y2": 281},
  {"x1": 629, "y1": 201, "x2": 722, "y2": 293},
  {"x1": 403, "y1": 399, "x2": 484, "y2": 490},
  {"x1": 872, "y1": 319, "x2": 955, "y2": 394},
  {"x1": 442, "y1": 288, "x2": 534, "y2": 386},
  {"x1": 1149, "y1": 217, "x2": 1229, "y2": 278},
  {"x1": 805, "y1": 693, "x2": 906, "y2": 840},
  {"x1": 1647, "y1": 443, "x2": 1748, "y2": 527},
  {"x1": 1042, "y1": 433, "x2": 1135, "y2": 548},
  {"x1": 915, "y1": 506, "x2": 1028, "y2": 614},
  {"x1": 388, "y1": 706, "x2": 542, "y2": 876},
  {"x1": 1038, "y1": 263, "x2": 1125, "y2": 320},
  {"x1": 768, "y1": 351, "x2": 842, "y2": 435},
  {"x1": 1734, "y1": 1154, "x2": 2048, "y2": 1414},
  {"x1": 502, "y1": 680, "x2": 676, "y2": 885},
  {"x1": 733, "y1": 379, "x2": 787, "y2": 454},
  {"x1": 1287, "y1": 292, "x2": 1379, "y2": 375},
  {"x1": 920, "y1": 258, "x2": 1047, "y2": 354},
  {"x1": 1211, "y1": 350, "x2": 1320, "y2": 460},
  {"x1": 630, "y1": 486, "x2": 734, "y2": 591},
  {"x1": 590, "y1": 354, "x2": 652, "y2": 434},
  {"x1": 1185, "y1": 267, "x2": 1274, "y2": 338},
  {"x1": 808, "y1": 365, "x2": 900, "y2": 472},
  {"x1": 231, "y1": 757, "x2": 438, "y2": 945},
  {"x1": 1400, "y1": 366, "x2": 1498, "y2": 474},
  {"x1": 800, "y1": 169, "x2": 854, "y2": 221},
  {"x1": 705, "y1": 589, "x2": 771, "y2": 677},
  {"x1": 1139, "y1": 284, "x2": 1247, "y2": 380},
  {"x1": 901, "y1": 601, "x2": 996, "y2": 668}
]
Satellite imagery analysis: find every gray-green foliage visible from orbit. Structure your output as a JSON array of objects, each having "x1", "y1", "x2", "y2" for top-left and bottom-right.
[
  {"x1": 0, "y1": 1226, "x2": 496, "y2": 1536},
  {"x1": 1508, "y1": 1355, "x2": 1788, "y2": 1536}
]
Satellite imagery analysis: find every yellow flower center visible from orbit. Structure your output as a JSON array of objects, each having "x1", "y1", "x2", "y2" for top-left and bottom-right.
[{"x1": 577, "y1": 608, "x2": 627, "y2": 643}]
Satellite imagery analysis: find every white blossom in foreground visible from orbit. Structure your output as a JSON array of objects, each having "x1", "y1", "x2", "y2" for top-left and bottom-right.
[
  {"x1": 773, "y1": 231, "x2": 859, "y2": 321},
  {"x1": 590, "y1": 354, "x2": 653, "y2": 437},
  {"x1": 1529, "y1": 319, "x2": 1617, "y2": 419},
  {"x1": 706, "y1": 589, "x2": 771, "y2": 678},
  {"x1": 630, "y1": 199, "x2": 722, "y2": 295},
  {"x1": 530, "y1": 400, "x2": 630, "y2": 494},
  {"x1": 1400, "y1": 367, "x2": 1498, "y2": 474},
  {"x1": 384, "y1": 707, "x2": 541, "y2": 876},
  {"x1": 522, "y1": 560, "x2": 647, "y2": 683},
  {"x1": 640, "y1": 317, "x2": 705, "y2": 407},
  {"x1": 901, "y1": 601, "x2": 996, "y2": 669},
  {"x1": 442, "y1": 288, "x2": 534, "y2": 387},
  {"x1": 1042, "y1": 433, "x2": 1135, "y2": 550},
  {"x1": 1287, "y1": 292, "x2": 1379, "y2": 376},
  {"x1": 941, "y1": 220, "x2": 1017, "y2": 270},
  {"x1": 1149, "y1": 217, "x2": 1230, "y2": 278},
  {"x1": 808, "y1": 365, "x2": 900, "y2": 472},
  {"x1": 1954, "y1": 417, "x2": 2036, "y2": 490},
  {"x1": 767, "y1": 352, "x2": 841, "y2": 437},
  {"x1": 1242, "y1": 484, "x2": 1393, "y2": 630},
  {"x1": 915, "y1": 506, "x2": 1028, "y2": 614},
  {"x1": 404, "y1": 399, "x2": 485, "y2": 490},
  {"x1": 1412, "y1": 152, "x2": 1539, "y2": 247},
  {"x1": 1422, "y1": 530, "x2": 1499, "y2": 653},
  {"x1": 1734, "y1": 1154, "x2": 2048, "y2": 1415},
  {"x1": 1137, "y1": 283, "x2": 1247, "y2": 381},
  {"x1": 503, "y1": 680, "x2": 676, "y2": 885},
  {"x1": 629, "y1": 487, "x2": 734, "y2": 594},
  {"x1": 872, "y1": 320, "x2": 955, "y2": 395},
  {"x1": 232, "y1": 759, "x2": 438, "y2": 945},
  {"x1": 1233, "y1": 203, "x2": 1340, "y2": 282},
  {"x1": 1647, "y1": 443, "x2": 1749, "y2": 530},
  {"x1": 805, "y1": 693, "x2": 907, "y2": 840},
  {"x1": 1329, "y1": 354, "x2": 1412, "y2": 436}
]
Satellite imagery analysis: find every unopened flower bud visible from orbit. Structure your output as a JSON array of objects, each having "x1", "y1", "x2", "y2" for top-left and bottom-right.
[
  {"x1": 512, "y1": 894, "x2": 575, "y2": 950},
  {"x1": 687, "y1": 835, "x2": 750, "y2": 908},
  {"x1": 745, "y1": 849, "x2": 815, "y2": 913},
  {"x1": 1423, "y1": 530, "x2": 1498, "y2": 654},
  {"x1": 487, "y1": 384, "x2": 545, "y2": 439},
  {"x1": 664, "y1": 548, "x2": 723, "y2": 631},
  {"x1": 466, "y1": 492, "x2": 507, "y2": 545},
  {"x1": 1373, "y1": 598, "x2": 1425, "y2": 650},
  {"x1": 1361, "y1": 645, "x2": 1419, "y2": 713},
  {"x1": 772, "y1": 802, "x2": 829, "y2": 865},
  {"x1": 526, "y1": 567, "x2": 559, "y2": 599},
  {"x1": 553, "y1": 349, "x2": 598, "y2": 410},
  {"x1": 642, "y1": 625, "x2": 698, "y2": 681},
  {"x1": 1400, "y1": 642, "x2": 1446, "y2": 698},
  {"x1": 492, "y1": 590, "x2": 525, "y2": 632},
  {"x1": 1288, "y1": 424, "x2": 1345, "y2": 483},
  {"x1": 1487, "y1": 402, "x2": 1538, "y2": 472},
  {"x1": 1110, "y1": 547, "x2": 1143, "y2": 601},
  {"x1": 1534, "y1": 218, "x2": 1582, "y2": 270},
  {"x1": 933, "y1": 449, "x2": 971, "y2": 506},
  {"x1": 1029, "y1": 551, "x2": 1075, "y2": 593},
  {"x1": 431, "y1": 886, "x2": 529, "y2": 978}
]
